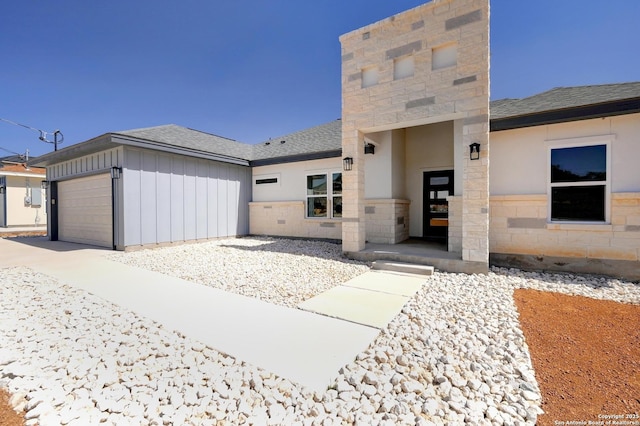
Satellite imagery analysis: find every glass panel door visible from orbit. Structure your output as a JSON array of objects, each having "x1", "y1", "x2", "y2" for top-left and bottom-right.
[{"x1": 423, "y1": 170, "x2": 454, "y2": 240}]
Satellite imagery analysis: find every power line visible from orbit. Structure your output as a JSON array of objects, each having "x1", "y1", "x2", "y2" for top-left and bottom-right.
[
  {"x1": 0, "y1": 146, "x2": 25, "y2": 157},
  {"x1": 0, "y1": 117, "x2": 64, "y2": 151}
]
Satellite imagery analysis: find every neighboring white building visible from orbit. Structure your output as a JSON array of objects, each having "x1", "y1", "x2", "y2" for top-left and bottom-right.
[{"x1": 0, "y1": 158, "x2": 47, "y2": 228}]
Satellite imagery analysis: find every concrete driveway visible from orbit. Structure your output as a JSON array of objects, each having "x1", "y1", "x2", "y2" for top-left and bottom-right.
[{"x1": 0, "y1": 237, "x2": 380, "y2": 392}]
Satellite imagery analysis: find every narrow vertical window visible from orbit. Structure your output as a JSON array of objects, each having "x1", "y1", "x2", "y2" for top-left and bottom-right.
[
  {"x1": 332, "y1": 172, "x2": 342, "y2": 218},
  {"x1": 307, "y1": 174, "x2": 328, "y2": 217}
]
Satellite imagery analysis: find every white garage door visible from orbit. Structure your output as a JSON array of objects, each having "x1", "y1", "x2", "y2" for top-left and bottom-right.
[{"x1": 58, "y1": 173, "x2": 113, "y2": 248}]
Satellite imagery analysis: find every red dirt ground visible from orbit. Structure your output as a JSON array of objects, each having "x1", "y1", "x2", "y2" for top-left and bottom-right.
[{"x1": 514, "y1": 289, "x2": 640, "y2": 425}]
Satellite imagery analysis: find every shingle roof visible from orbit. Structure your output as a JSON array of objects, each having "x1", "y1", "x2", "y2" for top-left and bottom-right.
[
  {"x1": 490, "y1": 82, "x2": 640, "y2": 120},
  {"x1": 0, "y1": 162, "x2": 45, "y2": 176},
  {"x1": 1, "y1": 155, "x2": 27, "y2": 163},
  {"x1": 114, "y1": 124, "x2": 254, "y2": 161},
  {"x1": 32, "y1": 83, "x2": 640, "y2": 168},
  {"x1": 251, "y1": 119, "x2": 342, "y2": 161}
]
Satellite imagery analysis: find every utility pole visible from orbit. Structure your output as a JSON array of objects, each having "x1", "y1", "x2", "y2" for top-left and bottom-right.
[
  {"x1": 0, "y1": 117, "x2": 64, "y2": 152},
  {"x1": 53, "y1": 130, "x2": 61, "y2": 151}
]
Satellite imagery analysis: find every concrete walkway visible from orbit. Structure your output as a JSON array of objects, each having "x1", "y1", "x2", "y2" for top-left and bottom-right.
[
  {"x1": 298, "y1": 271, "x2": 425, "y2": 328},
  {"x1": 0, "y1": 237, "x2": 424, "y2": 392}
]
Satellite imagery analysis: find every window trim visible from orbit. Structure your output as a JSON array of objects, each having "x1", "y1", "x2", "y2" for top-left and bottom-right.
[
  {"x1": 305, "y1": 170, "x2": 342, "y2": 219},
  {"x1": 546, "y1": 135, "x2": 614, "y2": 224}
]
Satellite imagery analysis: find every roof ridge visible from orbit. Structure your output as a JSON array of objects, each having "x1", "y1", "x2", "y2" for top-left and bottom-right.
[
  {"x1": 113, "y1": 123, "x2": 180, "y2": 134},
  {"x1": 259, "y1": 118, "x2": 341, "y2": 145},
  {"x1": 506, "y1": 81, "x2": 640, "y2": 102},
  {"x1": 183, "y1": 126, "x2": 243, "y2": 143}
]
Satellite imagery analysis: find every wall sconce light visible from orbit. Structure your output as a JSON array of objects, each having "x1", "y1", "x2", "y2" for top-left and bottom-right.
[
  {"x1": 41, "y1": 180, "x2": 49, "y2": 190},
  {"x1": 364, "y1": 143, "x2": 375, "y2": 155},
  {"x1": 469, "y1": 142, "x2": 480, "y2": 160},
  {"x1": 343, "y1": 157, "x2": 353, "y2": 171},
  {"x1": 111, "y1": 167, "x2": 122, "y2": 179}
]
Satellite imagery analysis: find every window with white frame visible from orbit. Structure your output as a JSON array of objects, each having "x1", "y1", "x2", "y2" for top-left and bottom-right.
[
  {"x1": 549, "y1": 142, "x2": 609, "y2": 222},
  {"x1": 306, "y1": 172, "x2": 342, "y2": 218}
]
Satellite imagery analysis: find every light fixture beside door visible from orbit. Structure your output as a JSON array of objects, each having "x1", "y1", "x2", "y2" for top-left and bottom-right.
[
  {"x1": 469, "y1": 142, "x2": 480, "y2": 160},
  {"x1": 343, "y1": 157, "x2": 353, "y2": 171}
]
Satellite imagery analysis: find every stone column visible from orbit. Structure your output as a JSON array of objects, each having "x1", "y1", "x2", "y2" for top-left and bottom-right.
[
  {"x1": 462, "y1": 117, "x2": 490, "y2": 263},
  {"x1": 341, "y1": 125, "x2": 366, "y2": 252}
]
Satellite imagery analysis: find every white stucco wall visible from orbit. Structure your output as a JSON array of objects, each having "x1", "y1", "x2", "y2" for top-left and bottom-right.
[
  {"x1": 363, "y1": 129, "x2": 408, "y2": 200},
  {"x1": 405, "y1": 121, "x2": 455, "y2": 237},
  {"x1": 490, "y1": 113, "x2": 640, "y2": 195},
  {"x1": 391, "y1": 129, "x2": 407, "y2": 199},
  {"x1": 364, "y1": 131, "x2": 393, "y2": 199},
  {"x1": 252, "y1": 157, "x2": 342, "y2": 203}
]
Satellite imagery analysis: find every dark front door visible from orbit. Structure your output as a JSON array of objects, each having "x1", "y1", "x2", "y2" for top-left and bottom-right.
[{"x1": 423, "y1": 170, "x2": 454, "y2": 240}]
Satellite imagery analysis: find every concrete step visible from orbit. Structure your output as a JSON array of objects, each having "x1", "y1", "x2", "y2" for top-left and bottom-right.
[{"x1": 371, "y1": 260, "x2": 434, "y2": 276}]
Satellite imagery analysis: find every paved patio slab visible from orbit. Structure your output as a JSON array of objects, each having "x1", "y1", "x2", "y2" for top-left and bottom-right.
[
  {"x1": 342, "y1": 270, "x2": 425, "y2": 296},
  {"x1": 298, "y1": 271, "x2": 424, "y2": 328}
]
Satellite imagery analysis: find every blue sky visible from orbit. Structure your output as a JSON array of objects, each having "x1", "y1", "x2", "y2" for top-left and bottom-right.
[{"x1": 1, "y1": 0, "x2": 638, "y2": 158}]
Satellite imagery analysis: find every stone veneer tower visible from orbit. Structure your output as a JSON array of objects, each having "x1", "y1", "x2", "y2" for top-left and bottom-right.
[{"x1": 340, "y1": 0, "x2": 490, "y2": 269}]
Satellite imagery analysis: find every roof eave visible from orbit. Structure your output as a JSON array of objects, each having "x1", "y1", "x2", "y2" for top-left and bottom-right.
[
  {"x1": 32, "y1": 133, "x2": 251, "y2": 168},
  {"x1": 111, "y1": 134, "x2": 250, "y2": 166},
  {"x1": 251, "y1": 149, "x2": 342, "y2": 167},
  {"x1": 490, "y1": 97, "x2": 640, "y2": 132},
  {"x1": 30, "y1": 134, "x2": 114, "y2": 167}
]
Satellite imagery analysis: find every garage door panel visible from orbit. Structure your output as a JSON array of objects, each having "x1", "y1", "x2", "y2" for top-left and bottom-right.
[{"x1": 58, "y1": 174, "x2": 112, "y2": 248}]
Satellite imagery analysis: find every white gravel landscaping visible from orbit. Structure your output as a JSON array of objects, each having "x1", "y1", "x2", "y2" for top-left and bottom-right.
[
  {"x1": 1, "y1": 237, "x2": 639, "y2": 425},
  {"x1": 108, "y1": 237, "x2": 370, "y2": 309}
]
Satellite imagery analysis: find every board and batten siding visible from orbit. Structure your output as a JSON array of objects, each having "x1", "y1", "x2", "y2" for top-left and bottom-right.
[
  {"x1": 122, "y1": 148, "x2": 251, "y2": 247},
  {"x1": 47, "y1": 147, "x2": 124, "y2": 180}
]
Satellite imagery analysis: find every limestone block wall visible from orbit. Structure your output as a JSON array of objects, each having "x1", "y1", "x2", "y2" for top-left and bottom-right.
[
  {"x1": 365, "y1": 199, "x2": 410, "y2": 244},
  {"x1": 249, "y1": 201, "x2": 341, "y2": 240},
  {"x1": 250, "y1": 199, "x2": 410, "y2": 243},
  {"x1": 448, "y1": 196, "x2": 462, "y2": 253},
  {"x1": 340, "y1": 0, "x2": 490, "y2": 262},
  {"x1": 489, "y1": 193, "x2": 640, "y2": 262}
]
